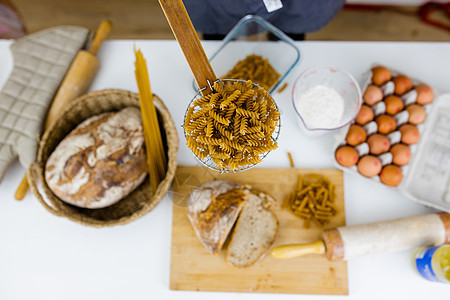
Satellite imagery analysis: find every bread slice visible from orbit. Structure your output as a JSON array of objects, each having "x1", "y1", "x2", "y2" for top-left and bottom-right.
[
  {"x1": 226, "y1": 191, "x2": 278, "y2": 267},
  {"x1": 186, "y1": 180, "x2": 249, "y2": 254}
]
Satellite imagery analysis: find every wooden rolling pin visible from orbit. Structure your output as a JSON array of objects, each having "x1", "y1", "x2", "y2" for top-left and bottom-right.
[
  {"x1": 271, "y1": 212, "x2": 450, "y2": 260},
  {"x1": 14, "y1": 20, "x2": 112, "y2": 200},
  {"x1": 44, "y1": 20, "x2": 112, "y2": 128}
]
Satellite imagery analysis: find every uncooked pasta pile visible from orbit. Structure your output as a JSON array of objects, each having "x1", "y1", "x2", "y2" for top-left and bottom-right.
[
  {"x1": 222, "y1": 55, "x2": 281, "y2": 91},
  {"x1": 184, "y1": 79, "x2": 279, "y2": 171}
]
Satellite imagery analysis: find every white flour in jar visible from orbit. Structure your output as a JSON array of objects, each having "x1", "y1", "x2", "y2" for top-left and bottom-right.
[{"x1": 295, "y1": 85, "x2": 344, "y2": 129}]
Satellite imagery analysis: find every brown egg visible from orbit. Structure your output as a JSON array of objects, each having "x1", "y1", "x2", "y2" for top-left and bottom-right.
[
  {"x1": 371, "y1": 66, "x2": 391, "y2": 86},
  {"x1": 415, "y1": 84, "x2": 434, "y2": 105},
  {"x1": 380, "y1": 165, "x2": 403, "y2": 186},
  {"x1": 390, "y1": 143, "x2": 412, "y2": 166},
  {"x1": 375, "y1": 114, "x2": 397, "y2": 134},
  {"x1": 406, "y1": 104, "x2": 426, "y2": 125},
  {"x1": 367, "y1": 134, "x2": 390, "y2": 155},
  {"x1": 335, "y1": 146, "x2": 359, "y2": 167},
  {"x1": 346, "y1": 125, "x2": 367, "y2": 146},
  {"x1": 393, "y1": 75, "x2": 413, "y2": 95},
  {"x1": 363, "y1": 85, "x2": 384, "y2": 105},
  {"x1": 357, "y1": 155, "x2": 382, "y2": 177},
  {"x1": 355, "y1": 105, "x2": 374, "y2": 125},
  {"x1": 399, "y1": 124, "x2": 420, "y2": 144},
  {"x1": 384, "y1": 95, "x2": 404, "y2": 115}
]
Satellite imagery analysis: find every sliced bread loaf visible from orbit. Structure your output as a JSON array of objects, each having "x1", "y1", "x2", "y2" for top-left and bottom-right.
[
  {"x1": 226, "y1": 191, "x2": 278, "y2": 267},
  {"x1": 186, "y1": 180, "x2": 249, "y2": 254}
]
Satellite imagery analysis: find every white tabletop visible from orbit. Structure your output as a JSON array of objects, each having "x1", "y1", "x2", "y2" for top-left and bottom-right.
[{"x1": 0, "y1": 40, "x2": 449, "y2": 299}]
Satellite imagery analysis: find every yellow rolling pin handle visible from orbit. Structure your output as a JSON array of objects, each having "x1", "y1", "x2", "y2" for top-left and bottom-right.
[
  {"x1": 87, "y1": 20, "x2": 112, "y2": 56},
  {"x1": 14, "y1": 176, "x2": 29, "y2": 201},
  {"x1": 271, "y1": 240, "x2": 326, "y2": 259}
]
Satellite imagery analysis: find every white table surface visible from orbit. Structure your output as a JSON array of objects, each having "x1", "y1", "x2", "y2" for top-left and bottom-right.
[{"x1": 0, "y1": 40, "x2": 449, "y2": 299}]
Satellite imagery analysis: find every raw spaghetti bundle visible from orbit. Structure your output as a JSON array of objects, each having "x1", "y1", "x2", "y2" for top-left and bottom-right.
[
  {"x1": 134, "y1": 48, "x2": 167, "y2": 194},
  {"x1": 222, "y1": 55, "x2": 281, "y2": 91},
  {"x1": 184, "y1": 79, "x2": 279, "y2": 171}
]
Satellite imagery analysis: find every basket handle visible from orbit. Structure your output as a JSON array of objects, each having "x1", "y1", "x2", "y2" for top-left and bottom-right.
[{"x1": 27, "y1": 162, "x2": 63, "y2": 217}]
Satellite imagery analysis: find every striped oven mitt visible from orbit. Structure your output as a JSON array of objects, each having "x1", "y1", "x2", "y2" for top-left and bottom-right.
[{"x1": 0, "y1": 26, "x2": 89, "y2": 182}]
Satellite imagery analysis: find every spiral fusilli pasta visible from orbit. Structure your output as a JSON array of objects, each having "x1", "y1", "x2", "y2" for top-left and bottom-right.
[{"x1": 184, "y1": 79, "x2": 279, "y2": 171}]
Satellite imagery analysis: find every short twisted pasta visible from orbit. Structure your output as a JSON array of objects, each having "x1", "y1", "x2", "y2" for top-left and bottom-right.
[
  {"x1": 259, "y1": 100, "x2": 268, "y2": 121},
  {"x1": 235, "y1": 89, "x2": 255, "y2": 106},
  {"x1": 247, "y1": 139, "x2": 267, "y2": 147},
  {"x1": 225, "y1": 103, "x2": 236, "y2": 121},
  {"x1": 209, "y1": 93, "x2": 221, "y2": 108},
  {"x1": 246, "y1": 126, "x2": 262, "y2": 135},
  {"x1": 184, "y1": 105, "x2": 194, "y2": 129},
  {"x1": 191, "y1": 108, "x2": 207, "y2": 120},
  {"x1": 236, "y1": 108, "x2": 259, "y2": 119},
  {"x1": 210, "y1": 110, "x2": 230, "y2": 126},
  {"x1": 213, "y1": 81, "x2": 224, "y2": 94},
  {"x1": 219, "y1": 143, "x2": 233, "y2": 154},
  {"x1": 220, "y1": 90, "x2": 241, "y2": 109},
  {"x1": 190, "y1": 144, "x2": 208, "y2": 160},
  {"x1": 245, "y1": 131, "x2": 265, "y2": 139},
  {"x1": 197, "y1": 135, "x2": 222, "y2": 145},
  {"x1": 206, "y1": 118, "x2": 214, "y2": 137},
  {"x1": 239, "y1": 117, "x2": 248, "y2": 135},
  {"x1": 233, "y1": 114, "x2": 242, "y2": 137},
  {"x1": 192, "y1": 117, "x2": 208, "y2": 132},
  {"x1": 186, "y1": 136, "x2": 204, "y2": 149},
  {"x1": 224, "y1": 139, "x2": 245, "y2": 151},
  {"x1": 214, "y1": 121, "x2": 233, "y2": 141},
  {"x1": 193, "y1": 94, "x2": 211, "y2": 107},
  {"x1": 253, "y1": 143, "x2": 278, "y2": 155}
]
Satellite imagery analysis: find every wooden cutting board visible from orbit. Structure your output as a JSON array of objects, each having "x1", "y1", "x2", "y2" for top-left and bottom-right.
[{"x1": 170, "y1": 166, "x2": 348, "y2": 295}]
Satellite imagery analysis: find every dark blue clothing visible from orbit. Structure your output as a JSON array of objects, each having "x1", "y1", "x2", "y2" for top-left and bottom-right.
[{"x1": 184, "y1": 0, "x2": 345, "y2": 35}]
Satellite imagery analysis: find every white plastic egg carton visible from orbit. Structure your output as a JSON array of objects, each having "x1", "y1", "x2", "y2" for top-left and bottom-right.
[{"x1": 332, "y1": 67, "x2": 450, "y2": 212}]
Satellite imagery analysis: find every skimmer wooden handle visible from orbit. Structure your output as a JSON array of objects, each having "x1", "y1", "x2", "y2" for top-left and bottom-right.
[{"x1": 158, "y1": 0, "x2": 217, "y2": 94}]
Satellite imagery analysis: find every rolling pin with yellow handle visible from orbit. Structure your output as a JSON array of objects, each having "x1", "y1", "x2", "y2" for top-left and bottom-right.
[
  {"x1": 14, "y1": 20, "x2": 112, "y2": 200},
  {"x1": 271, "y1": 212, "x2": 450, "y2": 260}
]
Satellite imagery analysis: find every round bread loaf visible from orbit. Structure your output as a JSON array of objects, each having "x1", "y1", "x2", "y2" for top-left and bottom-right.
[{"x1": 44, "y1": 107, "x2": 148, "y2": 209}]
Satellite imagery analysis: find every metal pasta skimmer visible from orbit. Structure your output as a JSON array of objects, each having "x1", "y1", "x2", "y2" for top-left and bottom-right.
[
  {"x1": 158, "y1": 0, "x2": 280, "y2": 173},
  {"x1": 183, "y1": 79, "x2": 280, "y2": 173}
]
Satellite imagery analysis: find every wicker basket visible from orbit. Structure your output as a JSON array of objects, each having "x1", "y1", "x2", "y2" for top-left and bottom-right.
[{"x1": 28, "y1": 89, "x2": 178, "y2": 227}]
